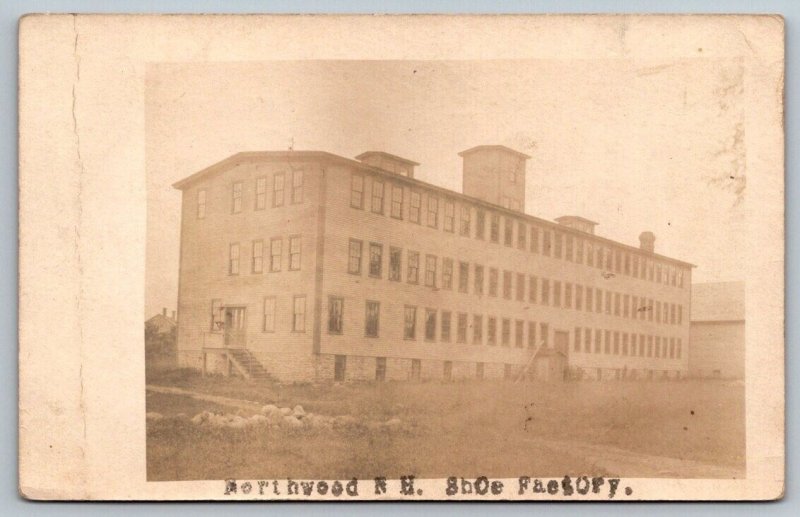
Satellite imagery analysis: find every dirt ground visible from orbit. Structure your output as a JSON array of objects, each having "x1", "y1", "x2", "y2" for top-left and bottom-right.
[{"x1": 146, "y1": 369, "x2": 745, "y2": 481}]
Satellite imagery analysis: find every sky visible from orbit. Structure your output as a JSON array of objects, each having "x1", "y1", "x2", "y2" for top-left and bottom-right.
[{"x1": 145, "y1": 59, "x2": 746, "y2": 319}]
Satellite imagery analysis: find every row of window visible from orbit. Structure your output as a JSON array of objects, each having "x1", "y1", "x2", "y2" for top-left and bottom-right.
[
  {"x1": 573, "y1": 327, "x2": 683, "y2": 359},
  {"x1": 210, "y1": 295, "x2": 307, "y2": 333},
  {"x1": 346, "y1": 240, "x2": 684, "y2": 326},
  {"x1": 197, "y1": 170, "x2": 305, "y2": 219},
  {"x1": 350, "y1": 172, "x2": 686, "y2": 288},
  {"x1": 228, "y1": 236, "x2": 302, "y2": 275}
]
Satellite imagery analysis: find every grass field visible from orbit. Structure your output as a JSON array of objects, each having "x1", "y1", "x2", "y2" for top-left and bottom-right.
[{"x1": 146, "y1": 369, "x2": 745, "y2": 481}]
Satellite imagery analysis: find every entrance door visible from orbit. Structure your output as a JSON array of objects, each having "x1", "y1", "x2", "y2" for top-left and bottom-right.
[{"x1": 224, "y1": 306, "x2": 246, "y2": 348}]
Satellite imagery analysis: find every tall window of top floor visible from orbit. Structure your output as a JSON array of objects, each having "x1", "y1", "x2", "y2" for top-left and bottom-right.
[
  {"x1": 292, "y1": 170, "x2": 304, "y2": 204},
  {"x1": 490, "y1": 213, "x2": 500, "y2": 243},
  {"x1": 273, "y1": 173, "x2": 285, "y2": 207},
  {"x1": 459, "y1": 205, "x2": 471, "y2": 236},
  {"x1": 289, "y1": 236, "x2": 301, "y2": 271},
  {"x1": 409, "y1": 191, "x2": 422, "y2": 223},
  {"x1": 553, "y1": 232, "x2": 563, "y2": 259},
  {"x1": 350, "y1": 174, "x2": 364, "y2": 209},
  {"x1": 503, "y1": 217, "x2": 513, "y2": 246},
  {"x1": 542, "y1": 230, "x2": 552, "y2": 256},
  {"x1": 475, "y1": 209, "x2": 485, "y2": 240},
  {"x1": 427, "y1": 195, "x2": 439, "y2": 228},
  {"x1": 371, "y1": 179, "x2": 385, "y2": 214},
  {"x1": 391, "y1": 185, "x2": 403, "y2": 219},
  {"x1": 228, "y1": 243, "x2": 240, "y2": 275},
  {"x1": 197, "y1": 189, "x2": 207, "y2": 219},
  {"x1": 255, "y1": 177, "x2": 267, "y2": 210},
  {"x1": 231, "y1": 182, "x2": 243, "y2": 214},
  {"x1": 443, "y1": 200, "x2": 455, "y2": 232}
]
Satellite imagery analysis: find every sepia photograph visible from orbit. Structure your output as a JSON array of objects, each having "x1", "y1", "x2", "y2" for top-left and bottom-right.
[
  {"x1": 145, "y1": 58, "x2": 748, "y2": 482},
  {"x1": 17, "y1": 13, "x2": 783, "y2": 501}
]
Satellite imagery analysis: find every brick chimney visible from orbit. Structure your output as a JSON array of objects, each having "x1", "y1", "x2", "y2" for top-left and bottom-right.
[
  {"x1": 639, "y1": 232, "x2": 655, "y2": 253},
  {"x1": 172, "y1": 310, "x2": 176, "y2": 321},
  {"x1": 162, "y1": 307, "x2": 167, "y2": 316}
]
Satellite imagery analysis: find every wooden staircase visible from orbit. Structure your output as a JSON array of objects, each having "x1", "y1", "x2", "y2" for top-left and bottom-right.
[{"x1": 226, "y1": 348, "x2": 272, "y2": 381}]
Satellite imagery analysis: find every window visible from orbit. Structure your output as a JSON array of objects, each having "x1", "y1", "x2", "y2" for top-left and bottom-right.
[
  {"x1": 474, "y1": 265, "x2": 484, "y2": 295},
  {"x1": 229, "y1": 243, "x2": 240, "y2": 275},
  {"x1": 518, "y1": 222, "x2": 527, "y2": 249},
  {"x1": 574, "y1": 328, "x2": 582, "y2": 352},
  {"x1": 576, "y1": 238, "x2": 584, "y2": 264},
  {"x1": 614, "y1": 292, "x2": 621, "y2": 316},
  {"x1": 475, "y1": 209, "x2": 486, "y2": 239},
  {"x1": 460, "y1": 205, "x2": 471, "y2": 236},
  {"x1": 613, "y1": 331, "x2": 620, "y2": 354},
  {"x1": 631, "y1": 334, "x2": 638, "y2": 356},
  {"x1": 389, "y1": 247, "x2": 402, "y2": 281},
  {"x1": 409, "y1": 191, "x2": 421, "y2": 223},
  {"x1": 595, "y1": 288, "x2": 603, "y2": 313},
  {"x1": 457, "y1": 313, "x2": 468, "y2": 343},
  {"x1": 489, "y1": 268, "x2": 499, "y2": 297},
  {"x1": 425, "y1": 309, "x2": 436, "y2": 341},
  {"x1": 255, "y1": 177, "x2": 266, "y2": 210},
  {"x1": 605, "y1": 290, "x2": 612, "y2": 314},
  {"x1": 564, "y1": 283, "x2": 572, "y2": 309},
  {"x1": 604, "y1": 330, "x2": 611, "y2": 353},
  {"x1": 678, "y1": 270, "x2": 684, "y2": 288},
  {"x1": 427, "y1": 195, "x2": 439, "y2": 228},
  {"x1": 530, "y1": 226, "x2": 539, "y2": 253},
  {"x1": 273, "y1": 173, "x2": 285, "y2": 207},
  {"x1": 527, "y1": 321, "x2": 537, "y2": 348},
  {"x1": 291, "y1": 169, "x2": 304, "y2": 204},
  {"x1": 473, "y1": 315, "x2": 483, "y2": 344},
  {"x1": 404, "y1": 306, "x2": 417, "y2": 339},
  {"x1": 442, "y1": 258, "x2": 453, "y2": 289},
  {"x1": 490, "y1": 213, "x2": 500, "y2": 242},
  {"x1": 594, "y1": 329, "x2": 601, "y2": 353},
  {"x1": 605, "y1": 248, "x2": 613, "y2": 270},
  {"x1": 656, "y1": 264, "x2": 662, "y2": 283},
  {"x1": 648, "y1": 298, "x2": 655, "y2": 321},
  {"x1": 655, "y1": 336, "x2": 661, "y2": 358},
  {"x1": 251, "y1": 240, "x2": 264, "y2": 273},
  {"x1": 622, "y1": 333, "x2": 629, "y2": 355},
  {"x1": 504, "y1": 217, "x2": 513, "y2": 246},
  {"x1": 407, "y1": 251, "x2": 420, "y2": 284},
  {"x1": 595, "y1": 246, "x2": 604, "y2": 269},
  {"x1": 566, "y1": 235, "x2": 574, "y2": 261},
  {"x1": 656, "y1": 301, "x2": 662, "y2": 323},
  {"x1": 270, "y1": 238, "x2": 282, "y2": 272},
  {"x1": 231, "y1": 182, "x2": 243, "y2": 213},
  {"x1": 487, "y1": 317, "x2": 497, "y2": 345},
  {"x1": 540, "y1": 323, "x2": 549, "y2": 347},
  {"x1": 289, "y1": 236, "x2": 301, "y2": 271},
  {"x1": 528, "y1": 276, "x2": 538, "y2": 303},
  {"x1": 347, "y1": 239, "x2": 362, "y2": 274},
  {"x1": 553, "y1": 281, "x2": 562, "y2": 307},
  {"x1": 458, "y1": 262, "x2": 469, "y2": 293},
  {"x1": 541, "y1": 278, "x2": 550, "y2": 305},
  {"x1": 391, "y1": 185, "x2": 403, "y2": 219},
  {"x1": 584, "y1": 327, "x2": 592, "y2": 352},
  {"x1": 501, "y1": 318, "x2": 511, "y2": 346},
  {"x1": 443, "y1": 361, "x2": 453, "y2": 380},
  {"x1": 368, "y1": 243, "x2": 383, "y2": 278},
  {"x1": 677, "y1": 338, "x2": 682, "y2": 358},
  {"x1": 334, "y1": 355, "x2": 346, "y2": 382},
  {"x1": 371, "y1": 180, "x2": 384, "y2": 214},
  {"x1": 615, "y1": 249, "x2": 623, "y2": 273},
  {"x1": 503, "y1": 270, "x2": 512, "y2": 299},
  {"x1": 515, "y1": 320, "x2": 524, "y2": 348},
  {"x1": 586, "y1": 242, "x2": 594, "y2": 266},
  {"x1": 425, "y1": 255, "x2": 437, "y2": 287},
  {"x1": 197, "y1": 189, "x2": 207, "y2": 219},
  {"x1": 328, "y1": 296, "x2": 343, "y2": 334},
  {"x1": 444, "y1": 200, "x2": 455, "y2": 232},
  {"x1": 516, "y1": 273, "x2": 525, "y2": 301},
  {"x1": 632, "y1": 255, "x2": 639, "y2": 278},
  {"x1": 411, "y1": 359, "x2": 421, "y2": 380},
  {"x1": 365, "y1": 301, "x2": 380, "y2": 337},
  {"x1": 575, "y1": 285, "x2": 583, "y2": 310},
  {"x1": 542, "y1": 230, "x2": 552, "y2": 256},
  {"x1": 441, "y1": 311, "x2": 452, "y2": 342},
  {"x1": 375, "y1": 357, "x2": 386, "y2": 381},
  {"x1": 624, "y1": 253, "x2": 631, "y2": 275},
  {"x1": 350, "y1": 174, "x2": 364, "y2": 209},
  {"x1": 623, "y1": 294, "x2": 630, "y2": 318},
  {"x1": 554, "y1": 232, "x2": 563, "y2": 259},
  {"x1": 678, "y1": 305, "x2": 683, "y2": 325},
  {"x1": 586, "y1": 287, "x2": 593, "y2": 312},
  {"x1": 292, "y1": 295, "x2": 306, "y2": 332},
  {"x1": 263, "y1": 297, "x2": 276, "y2": 332}
]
